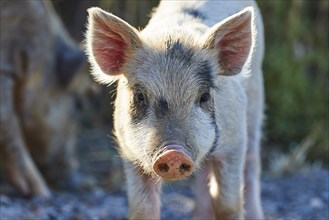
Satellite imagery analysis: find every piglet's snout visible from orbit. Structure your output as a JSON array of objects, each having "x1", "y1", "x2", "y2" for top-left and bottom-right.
[{"x1": 153, "y1": 145, "x2": 193, "y2": 180}]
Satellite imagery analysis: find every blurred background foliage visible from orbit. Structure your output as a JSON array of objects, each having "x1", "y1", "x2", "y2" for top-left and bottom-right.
[
  {"x1": 256, "y1": 0, "x2": 328, "y2": 168},
  {"x1": 52, "y1": 0, "x2": 328, "y2": 169}
]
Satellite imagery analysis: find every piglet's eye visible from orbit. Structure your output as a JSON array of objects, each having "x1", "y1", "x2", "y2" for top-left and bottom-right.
[
  {"x1": 134, "y1": 86, "x2": 147, "y2": 104},
  {"x1": 200, "y1": 92, "x2": 211, "y2": 104},
  {"x1": 136, "y1": 90, "x2": 144, "y2": 102}
]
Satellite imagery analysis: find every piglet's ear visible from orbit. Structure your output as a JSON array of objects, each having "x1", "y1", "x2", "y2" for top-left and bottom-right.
[
  {"x1": 203, "y1": 7, "x2": 254, "y2": 76},
  {"x1": 86, "y1": 7, "x2": 142, "y2": 83}
]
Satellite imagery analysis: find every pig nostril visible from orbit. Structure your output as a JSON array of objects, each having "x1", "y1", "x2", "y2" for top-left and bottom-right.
[
  {"x1": 158, "y1": 163, "x2": 169, "y2": 173},
  {"x1": 179, "y1": 163, "x2": 191, "y2": 174}
]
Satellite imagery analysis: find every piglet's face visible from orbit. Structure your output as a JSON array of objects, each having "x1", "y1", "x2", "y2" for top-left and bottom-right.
[{"x1": 86, "y1": 7, "x2": 254, "y2": 179}]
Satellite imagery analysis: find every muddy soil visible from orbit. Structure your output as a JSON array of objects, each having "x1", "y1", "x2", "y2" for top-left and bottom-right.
[{"x1": 1, "y1": 128, "x2": 328, "y2": 220}]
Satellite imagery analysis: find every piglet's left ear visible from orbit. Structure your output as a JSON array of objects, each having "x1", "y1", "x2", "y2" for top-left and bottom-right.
[{"x1": 203, "y1": 7, "x2": 254, "y2": 76}]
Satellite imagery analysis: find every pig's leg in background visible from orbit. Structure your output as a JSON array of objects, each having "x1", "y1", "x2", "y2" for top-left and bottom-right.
[
  {"x1": 210, "y1": 154, "x2": 245, "y2": 220},
  {"x1": 244, "y1": 68, "x2": 264, "y2": 220},
  {"x1": 193, "y1": 160, "x2": 215, "y2": 220},
  {"x1": 0, "y1": 74, "x2": 50, "y2": 198},
  {"x1": 124, "y1": 161, "x2": 162, "y2": 219},
  {"x1": 46, "y1": 126, "x2": 80, "y2": 188}
]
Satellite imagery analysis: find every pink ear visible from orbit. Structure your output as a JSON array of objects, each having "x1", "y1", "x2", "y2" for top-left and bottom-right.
[
  {"x1": 86, "y1": 8, "x2": 141, "y2": 77},
  {"x1": 204, "y1": 7, "x2": 254, "y2": 76}
]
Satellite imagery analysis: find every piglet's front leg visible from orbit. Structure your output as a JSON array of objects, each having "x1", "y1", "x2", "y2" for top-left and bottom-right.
[
  {"x1": 194, "y1": 160, "x2": 215, "y2": 220},
  {"x1": 124, "y1": 161, "x2": 162, "y2": 220},
  {"x1": 210, "y1": 154, "x2": 245, "y2": 220}
]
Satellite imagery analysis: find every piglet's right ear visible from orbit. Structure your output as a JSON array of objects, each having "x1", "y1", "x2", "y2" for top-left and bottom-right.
[
  {"x1": 203, "y1": 7, "x2": 254, "y2": 76},
  {"x1": 86, "y1": 7, "x2": 142, "y2": 83}
]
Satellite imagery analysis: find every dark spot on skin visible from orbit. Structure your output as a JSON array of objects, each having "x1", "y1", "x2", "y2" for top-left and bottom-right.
[
  {"x1": 183, "y1": 8, "x2": 206, "y2": 20},
  {"x1": 196, "y1": 60, "x2": 215, "y2": 89},
  {"x1": 208, "y1": 113, "x2": 219, "y2": 154},
  {"x1": 164, "y1": 39, "x2": 215, "y2": 91},
  {"x1": 165, "y1": 38, "x2": 193, "y2": 66},
  {"x1": 165, "y1": 39, "x2": 216, "y2": 104},
  {"x1": 130, "y1": 85, "x2": 149, "y2": 124},
  {"x1": 154, "y1": 98, "x2": 169, "y2": 118}
]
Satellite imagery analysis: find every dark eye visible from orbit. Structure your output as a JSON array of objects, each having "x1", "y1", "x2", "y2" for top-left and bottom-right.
[
  {"x1": 134, "y1": 86, "x2": 147, "y2": 104},
  {"x1": 131, "y1": 85, "x2": 149, "y2": 123},
  {"x1": 136, "y1": 89, "x2": 145, "y2": 102},
  {"x1": 200, "y1": 92, "x2": 211, "y2": 104}
]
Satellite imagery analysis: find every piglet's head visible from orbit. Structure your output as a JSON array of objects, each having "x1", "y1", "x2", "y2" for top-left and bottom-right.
[{"x1": 85, "y1": 7, "x2": 255, "y2": 180}]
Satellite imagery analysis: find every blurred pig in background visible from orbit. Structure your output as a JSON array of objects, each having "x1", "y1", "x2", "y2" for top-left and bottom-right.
[{"x1": 0, "y1": 0, "x2": 88, "y2": 197}]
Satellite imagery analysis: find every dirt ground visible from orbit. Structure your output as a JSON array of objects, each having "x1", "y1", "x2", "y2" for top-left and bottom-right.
[{"x1": 0, "y1": 127, "x2": 328, "y2": 220}]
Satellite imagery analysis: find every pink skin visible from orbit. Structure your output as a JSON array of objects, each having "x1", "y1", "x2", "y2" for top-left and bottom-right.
[{"x1": 152, "y1": 145, "x2": 194, "y2": 180}]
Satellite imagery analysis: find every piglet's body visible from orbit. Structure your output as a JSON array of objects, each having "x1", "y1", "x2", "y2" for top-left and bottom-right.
[{"x1": 86, "y1": 0, "x2": 264, "y2": 219}]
